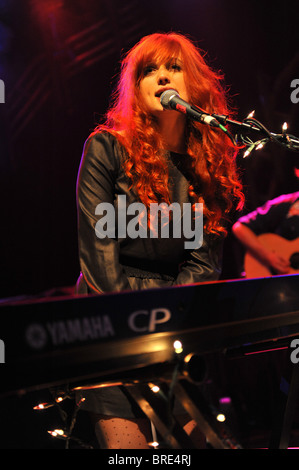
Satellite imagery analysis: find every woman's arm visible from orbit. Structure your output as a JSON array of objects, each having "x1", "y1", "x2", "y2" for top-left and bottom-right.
[
  {"x1": 76, "y1": 132, "x2": 132, "y2": 294},
  {"x1": 175, "y1": 234, "x2": 224, "y2": 285}
]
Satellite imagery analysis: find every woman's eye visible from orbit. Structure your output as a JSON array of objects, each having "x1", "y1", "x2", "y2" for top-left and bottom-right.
[
  {"x1": 171, "y1": 63, "x2": 181, "y2": 71},
  {"x1": 143, "y1": 65, "x2": 156, "y2": 76}
]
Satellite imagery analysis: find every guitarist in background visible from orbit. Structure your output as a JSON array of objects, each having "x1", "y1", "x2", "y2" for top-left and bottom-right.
[{"x1": 232, "y1": 192, "x2": 299, "y2": 277}]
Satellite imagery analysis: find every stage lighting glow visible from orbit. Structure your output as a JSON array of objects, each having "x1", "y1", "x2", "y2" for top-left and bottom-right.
[
  {"x1": 48, "y1": 429, "x2": 65, "y2": 437},
  {"x1": 149, "y1": 383, "x2": 160, "y2": 393},
  {"x1": 33, "y1": 402, "x2": 54, "y2": 410},
  {"x1": 247, "y1": 110, "x2": 255, "y2": 118},
  {"x1": 216, "y1": 413, "x2": 226, "y2": 422},
  {"x1": 148, "y1": 441, "x2": 159, "y2": 448},
  {"x1": 173, "y1": 340, "x2": 183, "y2": 354}
]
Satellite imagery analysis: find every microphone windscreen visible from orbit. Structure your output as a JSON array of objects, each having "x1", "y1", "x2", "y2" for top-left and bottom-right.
[{"x1": 160, "y1": 89, "x2": 179, "y2": 109}]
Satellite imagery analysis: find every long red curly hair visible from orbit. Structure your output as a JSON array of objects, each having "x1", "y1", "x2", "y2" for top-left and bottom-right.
[{"x1": 96, "y1": 32, "x2": 244, "y2": 236}]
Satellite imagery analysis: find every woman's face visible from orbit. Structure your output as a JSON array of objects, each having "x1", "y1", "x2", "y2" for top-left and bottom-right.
[{"x1": 138, "y1": 56, "x2": 189, "y2": 117}]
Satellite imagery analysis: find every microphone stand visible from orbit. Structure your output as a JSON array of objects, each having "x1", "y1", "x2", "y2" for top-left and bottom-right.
[{"x1": 212, "y1": 112, "x2": 299, "y2": 156}]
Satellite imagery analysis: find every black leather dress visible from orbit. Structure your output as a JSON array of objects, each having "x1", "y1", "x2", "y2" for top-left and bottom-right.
[{"x1": 76, "y1": 131, "x2": 223, "y2": 295}]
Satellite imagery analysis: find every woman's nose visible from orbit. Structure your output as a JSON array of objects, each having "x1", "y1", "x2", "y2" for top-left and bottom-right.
[{"x1": 157, "y1": 67, "x2": 170, "y2": 85}]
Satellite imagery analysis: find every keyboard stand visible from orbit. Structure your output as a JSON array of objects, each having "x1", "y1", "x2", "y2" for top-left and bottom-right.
[{"x1": 125, "y1": 378, "x2": 242, "y2": 449}]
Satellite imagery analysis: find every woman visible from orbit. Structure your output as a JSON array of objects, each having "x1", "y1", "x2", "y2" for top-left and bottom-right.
[{"x1": 76, "y1": 32, "x2": 244, "y2": 448}]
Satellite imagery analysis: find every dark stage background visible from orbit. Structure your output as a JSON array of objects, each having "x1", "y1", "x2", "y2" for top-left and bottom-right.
[{"x1": 0, "y1": 0, "x2": 299, "y2": 450}]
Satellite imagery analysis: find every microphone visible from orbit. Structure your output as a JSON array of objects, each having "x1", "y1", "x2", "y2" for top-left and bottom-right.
[{"x1": 160, "y1": 89, "x2": 220, "y2": 128}]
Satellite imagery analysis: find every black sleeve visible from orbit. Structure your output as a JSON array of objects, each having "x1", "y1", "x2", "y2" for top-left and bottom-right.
[
  {"x1": 175, "y1": 234, "x2": 224, "y2": 284},
  {"x1": 76, "y1": 132, "x2": 132, "y2": 294}
]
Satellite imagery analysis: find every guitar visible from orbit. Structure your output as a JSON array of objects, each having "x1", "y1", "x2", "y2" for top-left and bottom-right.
[{"x1": 244, "y1": 233, "x2": 299, "y2": 278}]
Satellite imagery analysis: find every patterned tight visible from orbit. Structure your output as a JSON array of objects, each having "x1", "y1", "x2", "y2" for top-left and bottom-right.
[
  {"x1": 95, "y1": 416, "x2": 151, "y2": 449},
  {"x1": 94, "y1": 415, "x2": 205, "y2": 449}
]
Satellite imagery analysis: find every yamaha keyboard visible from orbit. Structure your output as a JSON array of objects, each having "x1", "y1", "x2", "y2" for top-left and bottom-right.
[{"x1": 1, "y1": 273, "x2": 299, "y2": 398}]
